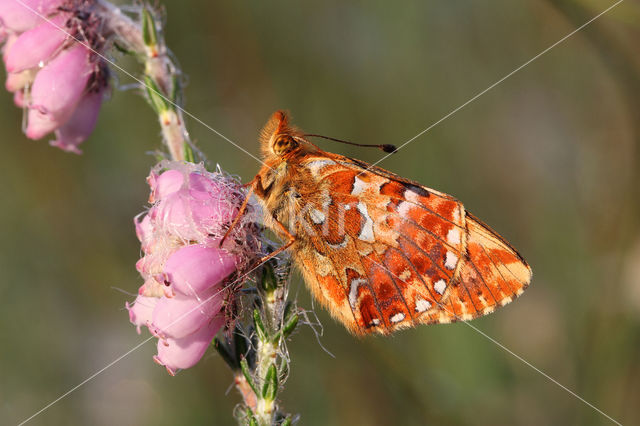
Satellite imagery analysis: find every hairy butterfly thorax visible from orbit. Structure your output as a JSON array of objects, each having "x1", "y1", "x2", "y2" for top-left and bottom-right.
[{"x1": 242, "y1": 110, "x2": 532, "y2": 336}]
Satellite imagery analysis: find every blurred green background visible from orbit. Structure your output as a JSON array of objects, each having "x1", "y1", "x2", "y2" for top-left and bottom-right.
[{"x1": 1, "y1": 0, "x2": 639, "y2": 424}]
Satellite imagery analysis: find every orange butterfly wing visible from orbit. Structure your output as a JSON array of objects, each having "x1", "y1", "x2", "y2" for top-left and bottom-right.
[{"x1": 290, "y1": 152, "x2": 531, "y2": 335}]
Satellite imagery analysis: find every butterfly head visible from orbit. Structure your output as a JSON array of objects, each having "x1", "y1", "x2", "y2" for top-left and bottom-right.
[
  {"x1": 272, "y1": 134, "x2": 299, "y2": 156},
  {"x1": 260, "y1": 110, "x2": 317, "y2": 160}
]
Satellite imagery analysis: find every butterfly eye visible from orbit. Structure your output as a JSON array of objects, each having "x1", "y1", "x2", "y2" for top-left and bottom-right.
[{"x1": 272, "y1": 135, "x2": 298, "y2": 155}]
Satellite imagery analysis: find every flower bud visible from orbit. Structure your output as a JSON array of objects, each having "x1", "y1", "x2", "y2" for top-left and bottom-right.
[
  {"x1": 154, "y1": 316, "x2": 224, "y2": 376},
  {"x1": 27, "y1": 43, "x2": 92, "y2": 135},
  {"x1": 50, "y1": 88, "x2": 105, "y2": 154},
  {"x1": 4, "y1": 13, "x2": 68, "y2": 73},
  {"x1": 0, "y1": 0, "x2": 63, "y2": 33}
]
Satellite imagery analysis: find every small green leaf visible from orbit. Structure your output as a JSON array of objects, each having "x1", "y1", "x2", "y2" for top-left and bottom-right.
[
  {"x1": 143, "y1": 75, "x2": 168, "y2": 113},
  {"x1": 240, "y1": 358, "x2": 259, "y2": 396},
  {"x1": 283, "y1": 301, "x2": 294, "y2": 323},
  {"x1": 245, "y1": 407, "x2": 257, "y2": 426},
  {"x1": 253, "y1": 309, "x2": 267, "y2": 341},
  {"x1": 282, "y1": 312, "x2": 298, "y2": 338},
  {"x1": 281, "y1": 417, "x2": 292, "y2": 426},
  {"x1": 141, "y1": 7, "x2": 158, "y2": 47},
  {"x1": 183, "y1": 142, "x2": 195, "y2": 163},
  {"x1": 113, "y1": 40, "x2": 133, "y2": 55},
  {"x1": 170, "y1": 74, "x2": 180, "y2": 106},
  {"x1": 261, "y1": 363, "x2": 278, "y2": 400},
  {"x1": 279, "y1": 357, "x2": 289, "y2": 381}
]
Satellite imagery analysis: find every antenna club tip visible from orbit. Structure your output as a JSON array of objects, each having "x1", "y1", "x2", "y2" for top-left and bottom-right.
[{"x1": 381, "y1": 144, "x2": 397, "y2": 153}]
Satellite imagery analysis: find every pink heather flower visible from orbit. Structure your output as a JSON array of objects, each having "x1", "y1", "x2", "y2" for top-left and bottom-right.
[
  {"x1": 50, "y1": 87, "x2": 104, "y2": 153},
  {"x1": 0, "y1": 0, "x2": 62, "y2": 33},
  {"x1": 127, "y1": 161, "x2": 258, "y2": 375},
  {"x1": 155, "y1": 316, "x2": 225, "y2": 374},
  {"x1": 0, "y1": 1, "x2": 108, "y2": 152},
  {"x1": 4, "y1": 13, "x2": 68, "y2": 73},
  {"x1": 26, "y1": 43, "x2": 92, "y2": 138}
]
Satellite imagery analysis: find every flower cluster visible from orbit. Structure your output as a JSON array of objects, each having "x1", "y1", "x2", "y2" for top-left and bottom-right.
[
  {"x1": 127, "y1": 161, "x2": 257, "y2": 375},
  {"x1": 0, "y1": 0, "x2": 108, "y2": 153}
]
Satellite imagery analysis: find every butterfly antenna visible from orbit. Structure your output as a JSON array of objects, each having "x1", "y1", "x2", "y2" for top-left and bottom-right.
[{"x1": 302, "y1": 134, "x2": 397, "y2": 153}]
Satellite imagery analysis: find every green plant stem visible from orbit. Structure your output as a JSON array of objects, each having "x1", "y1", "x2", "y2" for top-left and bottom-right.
[{"x1": 96, "y1": 0, "x2": 189, "y2": 161}]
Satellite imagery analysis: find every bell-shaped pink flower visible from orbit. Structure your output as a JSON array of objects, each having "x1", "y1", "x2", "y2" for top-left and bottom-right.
[
  {"x1": 26, "y1": 43, "x2": 92, "y2": 139},
  {"x1": 4, "y1": 13, "x2": 68, "y2": 73},
  {"x1": 154, "y1": 316, "x2": 224, "y2": 376},
  {"x1": 148, "y1": 169, "x2": 184, "y2": 203},
  {"x1": 50, "y1": 88, "x2": 104, "y2": 154},
  {"x1": 163, "y1": 244, "x2": 238, "y2": 297},
  {"x1": 126, "y1": 295, "x2": 158, "y2": 334},
  {"x1": 152, "y1": 174, "x2": 241, "y2": 241},
  {"x1": 151, "y1": 290, "x2": 224, "y2": 339},
  {"x1": 0, "y1": 0, "x2": 62, "y2": 33}
]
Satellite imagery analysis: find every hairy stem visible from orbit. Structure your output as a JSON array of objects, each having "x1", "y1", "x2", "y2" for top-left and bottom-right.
[{"x1": 95, "y1": 0, "x2": 189, "y2": 161}]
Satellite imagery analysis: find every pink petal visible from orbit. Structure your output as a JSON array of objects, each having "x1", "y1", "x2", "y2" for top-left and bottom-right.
[
  {"x1": 188, "y1": 172, "x2": 222, "y2": 195},
  {"x1": 163, "y1": 244, "x2": 238, "y2": 296},
  {"x1": 154, "y1": 315, "x2": 223, "y2": 375},
  {"x1": 0, "y1": 0, "x2": 63, "y2": 33},
  {"x1": 149, "y1": 169, "x2": 184, "y2": 202},
  {"x1": 2, "y1": 32, "x2": 17, "y2": 62},
  {"x1": 151, "y1": 289, "x2": 224, "y2": 339},
  {"x1": 126, "y1": 295, "x2": 158, "y2": 334},
  {"x1": 13, "y1": 89, "x2": 25, "y2": 107},
  {"x1": 4, "y1": 13, "x2": 68, "y2": 73},
  {"x1": 5, "y1": 69, "x2": 34, "y2": 92},
  {"x1": 28, "y1": 43, "x2": 91, "y2": 128},
  {"x1": 153, "y1": 191, "x2": 198, "y2": 240},
  {"x1": 50, "y1": 89, "x2": 104, "y2": 153},
  {"x1": 134, "y1": 212, "x2": 154, "y2": 249},
  {"x1": 25, "y1": 105, "x2": 61, "y2": 139}
]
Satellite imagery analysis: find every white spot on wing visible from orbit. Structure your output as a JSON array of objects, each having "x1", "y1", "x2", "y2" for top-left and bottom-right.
[
  {"x1": 370, "y1": 318, "x2": 380, "y2": 327},
  {"x1": 398, "y1": 201, "x2": 412, "y2": 218},
  {"x1": 404, "y1": 188, "x2": 420, "y2": 203},
  {"x1": 453, "y1": 206, "x2": 461, "y2": 222},
  {"x1": 390, "y1": 313, "x2": 405, "y2": 323},
  {"x1": 349, "y1": 278, "x2": 367, "y2": 309},
  {"x1": 415, "y1": 298, "x2": 431, "y2": 313},
  {"x1": 351, "y1": 176, "x2": 368, "y2": 196},
  {"x1": 310, "y1": 208, "x2": 325, "y2": 224},
  {"x1": 447, "y1": 228, "x2": 461, "y2": 245},
  {"x1": 445, "y1": 251, "x2": 458, "y2": 270},
  {"x1": 434, "y1": 279, "x2": 446, "y2": 295},
  {"x1": 306, "y1": 159, "x2": 336, "y2": 175},
  {"x1": 356, "y1": 202, "x2": 375, "y2": 242}
]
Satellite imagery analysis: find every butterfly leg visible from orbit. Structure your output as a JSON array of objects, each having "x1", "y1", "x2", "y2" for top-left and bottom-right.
[
  {"x1": 259, "y1": 217, "x2": 296, "y2": 264},
  {"x1": 220, "y1": 184, "x2": 255, "y2": 247}
]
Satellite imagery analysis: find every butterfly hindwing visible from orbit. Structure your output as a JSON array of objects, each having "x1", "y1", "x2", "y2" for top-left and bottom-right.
[{"x1": 287, "y1": 153, "x2": 531, "y2": 335}]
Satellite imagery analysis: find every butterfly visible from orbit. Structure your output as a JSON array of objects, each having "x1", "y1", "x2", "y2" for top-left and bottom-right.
[{"x1": 243, "y1": 111, "x2": 531, "y2": 335}]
